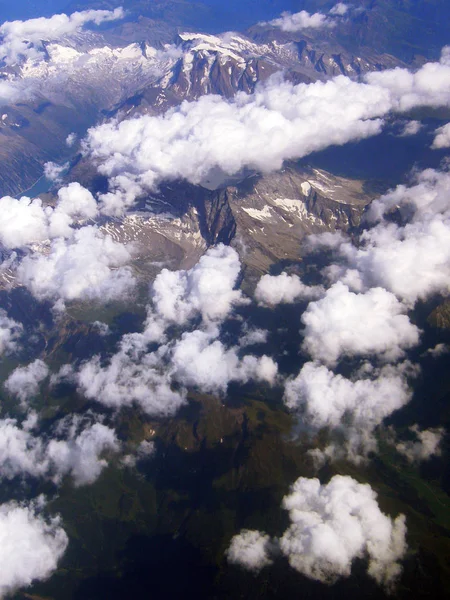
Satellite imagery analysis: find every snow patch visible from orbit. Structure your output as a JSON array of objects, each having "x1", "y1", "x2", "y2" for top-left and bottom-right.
[{"x1": 241, "y1": 206, "x2": 273, "y2": 221}]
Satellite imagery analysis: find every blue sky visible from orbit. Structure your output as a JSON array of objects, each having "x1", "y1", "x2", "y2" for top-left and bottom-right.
[{"x1": 0, "y1": 0, "x2": 69, "y2": 21}]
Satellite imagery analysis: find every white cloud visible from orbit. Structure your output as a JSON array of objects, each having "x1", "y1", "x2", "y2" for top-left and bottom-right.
[
  {"x1": 306, "y1": 230, "x2": 348, "y2": 252},
  {"x1": 426, "y1": 343, "x2": 449, "y2": 357},
  {"x1": 170, "y1": 329, "x2": 277, "y2": 394},
  {"x1": 16, "y1": 225, "x2": 135, "y2": 304},
  {"x1": 46, "y1": 420, "x2": 119, "y2": 486},
  {"x1": 0, "y1": 79, "x2": 36, "y2": 104},
  {"x1": 399, "y1": 120, "x2": 422, "y2": 136},
  {"x1": 0, "y1": 196, "x2": 51, "y2": 249},
  {"x1": 75, "y1": 323, "x2": 277, "y2": 413},
  {"x1": 56, "y1": 182, "x2": 97, "y2": 220},
  {"x1": 137, "y1": 440, "x2": 156, "y2": 458},
  {"x1": 284, "y1": 361, "x2": 413, "y2": 460},
  {"x1": 278, "y1": 475, "x2": 407, "y2": 587},
  {"x1": 70, "y1": 245, "x2": 250, "y2": 412},
  {"x1": 432, "y1": 122, "x2": 450, "y2": 148},
  {"x1": 4, "y1": 360, "x2": 49, "y2": 406},
  {"x1": 0, "y1": 310, "x2": 22, "y2": 356},
  {"x1": 0, "y1": 183, "x2": 97, "y2": 249},
  {"x1": 149, "y1": 244, "x2": 246, "y2": 330},
  {"x1": 82, "y1": 48, "x2": 450, "y2": 212},
  {"x1": 122, "y1": 440, "x2": 156, "y2": 468},
  {"x1": 170, "y1": 329, "x2": 243, "y2": 393},
  {"x1": 83, "y1": 75, "x2": 390, "y2": 213},
  {"x1": 0, "y1": 497, "x2": 68, "y2": 598},
  {"x1": 227, "y1": 530, "x2": 273, "y2": 572},
  {"x1": 366, "y1": 47, "x2": 450, "y2": 112},
  {"x1": 366, "y1": 168, "x2": 450, "y2": 223},
  {"x1": 75, "y1": 347, "x2": 187, "y2": 417},
  {"x1": 255, "y1": 272, "x2": 324, "y2": 306},
  {"x1": 44, "y1": 161, "x2": 69, "y2": 183},
  {"x1": 396, "y1": 425, "x2": 445, "y2": 463},
  {"x1": 301, "y1": 282, "x2": 420, "y2": 365},
  {"x1": 0, "y1": 415, "x2": 119, "y2": 486},
  {"x1": 0, "y1": 419, "x2": 48, "y2": 480},
  {"x1": 228, "y1": 476, "x2": 407, "y2": 589},
  {"x1": 264, "y1": 10, "x2": 334, "y2": 32},
  {"x1": 239, "y1": 327, "x2": 268, "y2": 347},
  {"x1": 66, "y1": 245, "x2": 276, "y2": 410},
  {"x1": 329, "y1": 3, "x2": 350, "y2": 16},
  {"x1": 0, "y1": 8, "x2": 125, "y2": 65},
  {"x1": 92, "y1": 321, "x2": 111, "y2": 336},
  {"x1": 319, "y1": 169, "x2": 450, "y2": 305},
  {"x1": 51, "y1": 182, "x2": 98, "y2": 237},
  {"x1": 66, "y1": 133, "x2": 77, "y2": 147},
  {"x1": 354, "y1": 220, "x2": 450, "y2": 303}
]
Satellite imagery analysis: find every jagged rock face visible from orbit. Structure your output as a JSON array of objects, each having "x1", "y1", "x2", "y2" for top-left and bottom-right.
[
  {"x1": 165, "y1": 32, "x2": 303, "y2": 100},
  {"x1": 102, "y1": 165, "x2": 371, "y2": 275},
  {"x1": 0, "y1": 163, "x2": 371, "y2": 292},
  {"x1": 246, "y1": 29, "x2": 404, "y2": 78},
  {"x1": 211, "y1": 164, "x2": 370, "y2": 273},
  {"x1": 122, "y1": 165, "x2": 371, "y2": 276}
]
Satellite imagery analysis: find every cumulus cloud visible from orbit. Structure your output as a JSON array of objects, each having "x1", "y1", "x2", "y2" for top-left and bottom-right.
[
  {"x1": 0, "y1": 419, "x2": 48, "y2": 480},
  {"x1": 239, "y1": 327, "x2": 268, "y2": 347},
  {"x1": 0, "y1": 415, "x2": 119, "y2": 486},
  {"x1": 73, "y1": 249, "x2": 252, "y2": 415},
  {"x1": 399, "y1": 120, "x2": 422, "y2": 136},
  {"x1": 0, "y1": 310, "x2": 22, "y2": 356},
  {"x1": 432, "y1": 122, "x2": 450, "y2": 148},
  {"x1": 301, "y1": 282, "x2": 420, "y2": 365},
  {"x1": 44, "y1": 161, "x2": 69, "y2": 183},
  {"x1": 281, "y1": 171, "x2": 447, "y2": 462},
  {"x1": 366, "y1": 168, "x2": 450, "y2": 224},
  {"x1": 83, "y1": 48, "x2": 450, "y2": 213},
  {"x1": 329, "y1": 3, "x2": 350, "y2": 16},
  {"x1": 4, "y1": 359, "x2": 49, "y2": 406},
  {"x1": 353, "y1": 221, "x2": 450, "y2": 303},
  {"x1": 0, "y1": 79, "x2": 33, "y2": 104},
  {"x1": 228, "y1": 476, "x2": 407, "y2": 589},
  {"x1": 255, "y1": 272, "x2": 324, "y2": 306},
  {"x1": 305, "y1": 231, "x2": 349, "y2": 255},
  {"x1": 395, "y1": 425, "x2": 445, "y2": 463},
  {"x1": 66, "y1": 133, "x2": 77, "y2": 147},
  {"x1": 122, "y1": 439, "x2": 156, "y2": 468},
  {"x1": 278, "y1": 475, "x2": 407, "y2": 587},
  {"x1": 83, "y1": 76, "x2": 390, "y2": 213},
  {"x1": 170, "y1": 329, "x2": 277, "y2": 394},
  {"x1": 322, "y1": 169, "x2": 450, "y2": 304},
  {"x1": 93, "y1": 321, "x2": 111, "y2": 336},
  {"x1": 0, "y1": 497, "x2": 68, "y2": 598},
  {"x1": 284, "y1": 361, "x2": 414, "y2": 459},
  {"x1": 0, "y1": 8, "x2": 125, "y2": 65},
  {"x1": 364, "y1": 46, "x2": 450, "y2": 113},
  {"x1": 46, "y1": 418, "x2": 119, "y2": 486},
  {"x1": 62, "y1": 245, "x2": 277, "y2": 412},
  {"x1": 149, "y1": 244, "x2": 246, "y2": 331},
  {"x1": 426, "y1": 343, "x2": 449, "y2": 357},
  {"x1": 16, "y1": 225, "x2": 135, "y2": 305},
  {"x1": 75, "y1": 346, "x2": 187, "y2": 417},
  {"x1": 75, "y1": 323, "x2": 277, "y2": 414},
  {"x1": 264, "y1": 10, "x2": 334, "y2": 32},
  {"x1": 227, "y1": 530, "x2": 273, "y2": 572},
  {"x1": 52, "y1": 182, "x2": 98, "y2": 237},
  {"x1": 0, "y1": 183, "x2": 97, "y2": 249},
  {"x1": 0, "y1": 196, "x2": 52, "y2": 249}
]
